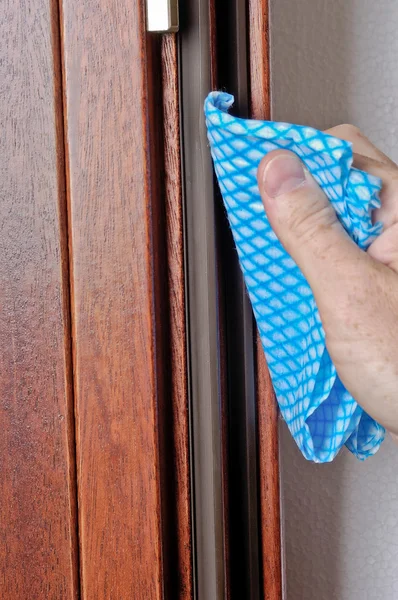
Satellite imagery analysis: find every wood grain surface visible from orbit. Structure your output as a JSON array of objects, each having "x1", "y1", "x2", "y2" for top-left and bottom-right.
[
  {"x1": 255, "y1": 340, "x2": 282, "y2": 600},
  {"x1": 161, "y1": 33, "x2": 193, "y2": 599},
  {"x1": 60, "y1": 0, "x2": 169, "y2": 596},
  {"x1": 248, "y1": 1, "x2": 283, "y2": 598},
  {"x1": 0, "y1": 0, "x2": 79, "y2": 597},
  {"x1": 248, "y1": 0, "x2": 271, "y2": 123}
]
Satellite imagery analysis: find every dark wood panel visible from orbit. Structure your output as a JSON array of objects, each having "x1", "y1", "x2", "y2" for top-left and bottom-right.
[
  {"x1": 209, "y1": 0, "x2": 218, "y2": 88},
  {"x1": 248, "y1": 1, "x2": 283, "y2": 598},
  {"x1": 0, "y1": 0, "x2": 79, "y2": 597},
  {"x1": 248, "y1": 0, "x2": 271, "y2": 122},
  {"x1": 255, "y1": 340, "x2": 282, "y2": 600},
  {"x1": 60, "y1": 1, "x2": 168, "y2": 597},
  {"x1": 161, "y1": 33, "x2": 193, "y2": 599}
]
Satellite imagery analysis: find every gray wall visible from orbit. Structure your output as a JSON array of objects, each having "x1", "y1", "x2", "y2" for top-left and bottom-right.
[{"x1": 270, "y1": 1, "x2": 398, "y2": 598}]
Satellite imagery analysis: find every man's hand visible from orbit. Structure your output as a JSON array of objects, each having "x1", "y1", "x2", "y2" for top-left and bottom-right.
[{"x1": 257, "y1": 125, "x2": 398, "y2": 436}]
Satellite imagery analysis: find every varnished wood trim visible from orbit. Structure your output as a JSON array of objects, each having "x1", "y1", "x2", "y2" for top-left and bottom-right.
[
  {"x1": 60, "y1": 0, "x2": 167, "y2": 596},
  {"x1": 0, "y1": 0, "x2": 79, "y2": 596},
  {"x1": 161, "y1": 33, "x2": 194, "y2": 599},
  {"x1": 255, "y1": 340, "x2": 282, "y2": 600},
  {"x1": 248, "y1": 1, "x2": 283, "y2": 598},
  {"x1": 248, "y1": 0, "x2": 271, "y2": 121},
  {"x1": 209, "y1": 0, "x2": 218, "y2": 89}
]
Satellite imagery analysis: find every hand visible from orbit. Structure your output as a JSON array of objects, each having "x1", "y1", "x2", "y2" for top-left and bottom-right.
[{"x1": 257, "y1": 125, "x2": 398, "y2": 437}]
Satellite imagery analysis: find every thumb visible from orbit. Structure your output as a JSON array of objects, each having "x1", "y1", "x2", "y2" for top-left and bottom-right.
[{"x1": 257, "y1": 150, "x2": 364, "y2": 303}]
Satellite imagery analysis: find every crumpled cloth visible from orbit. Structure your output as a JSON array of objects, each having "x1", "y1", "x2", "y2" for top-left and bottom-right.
[{"x1": 204, "y1": 91, "x2": 385, "y2": 462}]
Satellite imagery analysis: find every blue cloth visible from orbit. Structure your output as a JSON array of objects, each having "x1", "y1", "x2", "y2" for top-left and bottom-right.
[{"x1": 204, "y1": 91, "x2": 385, "y2": 462}]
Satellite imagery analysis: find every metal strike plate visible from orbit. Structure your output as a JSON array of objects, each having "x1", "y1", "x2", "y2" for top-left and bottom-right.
[{"x1": 146, "y1": 0, "x2": 179, "y2": 32}]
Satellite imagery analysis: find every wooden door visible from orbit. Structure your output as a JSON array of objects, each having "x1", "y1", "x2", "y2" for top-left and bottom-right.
[
  {"x1": 0, "y1": 0, "x2": 281, "y2": 598},
  {"x1": 60, "y1": 1, "x2": 193, "y2": 597},
  {"x1": 0, "y1": 0, "x2": 79, "y2": 596}
]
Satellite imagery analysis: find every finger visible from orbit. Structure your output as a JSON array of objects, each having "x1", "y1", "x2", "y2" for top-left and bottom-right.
[
  {"x1": 367, "y1": 222, "x2": 398, "y2": 273},
  {"x1": 326, "y1": 124, "x2": 396, "y2": 167},
  {"x1": 257, "y1": 150, "x2": 366, "y2": 307},
  {"x1": 326, "y1": 125, "x2": 398, "y2": 227},
  {"x1": 352, "y1": 152, "x2": 398, "y2": 228}
]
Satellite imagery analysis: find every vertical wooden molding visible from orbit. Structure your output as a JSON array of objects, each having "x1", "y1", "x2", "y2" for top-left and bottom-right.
[
  {"x1": 60, "y1": 0, "x2": 169, "y2": 597},
  {"x1": 161, "y1": 33, "x2": 193, "y2": 599},
  {"x1": 248, "y1": 0, "x2": 271, "y2": 121},
  {"x1": 0, "y1": 0, "x2": 79, "y2": 597},
  {"x1": 209, "y1": 0, "x2": 218, "y2": 88},
  {"x1": 248, "y1": 1, "x2": 283, "y2": 599},
  {"x1": 255, "y1": 341, "x2": 282, "y2": 600}
]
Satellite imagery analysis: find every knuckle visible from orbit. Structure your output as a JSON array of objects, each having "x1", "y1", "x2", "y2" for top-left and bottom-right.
[
  {"x1": 368, "y1": 223, "x2": 398, "y2": 268},
  {"x1": 284, "y1": 195, "x2": 338, "y2": 248},
  {"x1": 388, "y1": 171, "x2": 398, "y2": 187},
  {"x1": 340, "y1": 123, "x2": 362, "y2": 137},
  {"x1": 326, "y1": 123, "x2": 363, "y2": 139}
]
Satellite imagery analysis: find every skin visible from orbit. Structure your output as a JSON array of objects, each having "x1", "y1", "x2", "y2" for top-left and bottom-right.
[{"x1": 257, "y1": 125, "x2": 398, "y2": 439}]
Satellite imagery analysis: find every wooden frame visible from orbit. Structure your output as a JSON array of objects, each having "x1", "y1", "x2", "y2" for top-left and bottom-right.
[
  {"x1": 0, "y1": 0, "x2": 79, "y2": 596},
  {"x1": 0, "y1": 0, "x2": 280, "y2": 596},
  {"x1": 60, "y1": 0, "x2": 193, "y2": 596},
  {"x1": 161, "y1": 33, "x2": 194, "y2": 598},
  {"x1": 248, "y1": 2, "x2": 283, "y2": 598}
]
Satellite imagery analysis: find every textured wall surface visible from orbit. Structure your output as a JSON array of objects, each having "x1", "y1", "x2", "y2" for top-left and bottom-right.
[
  {"x1": 271, "y1": 0, "x2": 398, "y2": 162},
  {"x1": 279, "y1": 425, "x2": 398, "y2": 600},
  {"x1": 270, "y1": 1, "x2": 398, "y2": 598}
]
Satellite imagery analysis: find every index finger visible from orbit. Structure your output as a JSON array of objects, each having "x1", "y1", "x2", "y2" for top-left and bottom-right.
[{"x1": 325, "y1": 124, "x2": 397, "y2": 168}]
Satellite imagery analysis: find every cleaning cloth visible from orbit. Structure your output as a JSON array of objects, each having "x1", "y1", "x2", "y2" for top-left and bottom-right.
[{"x1": 204, "y1": 91, "x2": 385, "y2": 462}]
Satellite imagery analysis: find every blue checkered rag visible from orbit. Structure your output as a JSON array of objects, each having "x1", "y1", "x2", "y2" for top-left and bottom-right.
[{"x1": 204, "y1": 91, "x2": 385, "y2": 462}]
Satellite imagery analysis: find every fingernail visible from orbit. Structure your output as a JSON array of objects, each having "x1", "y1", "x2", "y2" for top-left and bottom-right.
[{"x1": 262, "y1": 153, "x2": 306, "y2": 198}]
